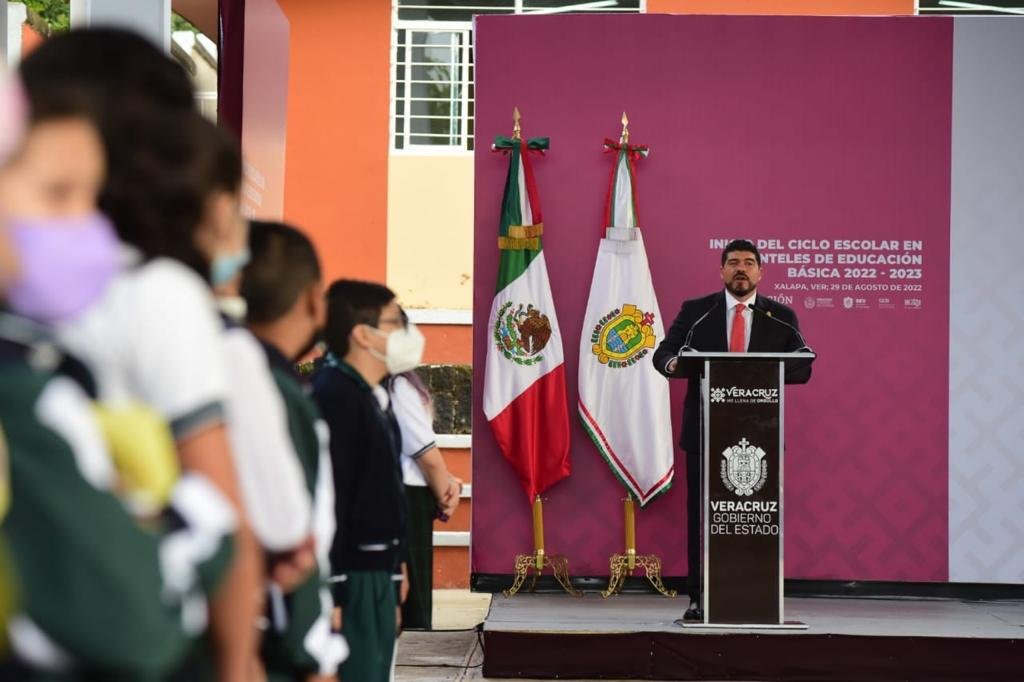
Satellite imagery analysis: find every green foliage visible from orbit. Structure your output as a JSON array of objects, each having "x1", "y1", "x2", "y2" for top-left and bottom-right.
[
  {"x1": 21, "y1": 3, "x2": 198, "y2": 35},
  {"x1": 171, "y1": 14, "x2": 198, "y2": 33},
  {"x1": 24, "y1": 0, "x2": 70, "y2": 32}
]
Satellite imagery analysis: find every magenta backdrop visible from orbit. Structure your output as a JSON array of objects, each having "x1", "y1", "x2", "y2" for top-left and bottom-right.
[{"x1": 472, "y1": 15, "x2": 951, "y2": 582}]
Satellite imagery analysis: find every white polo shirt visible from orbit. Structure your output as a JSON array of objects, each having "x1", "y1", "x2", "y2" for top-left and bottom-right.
[
  {"x1": 222, "y1": 326, "x2": 312, "y2": 551},
  {"x1": 57, "y1": 255, "x2": 229, "y2": 440},
  {"x1": 389, "y1": 374, "x2": 437, "y2": 488},
  {"x1": 57, "y1": 254, "x2": 312, "y2": 550}
]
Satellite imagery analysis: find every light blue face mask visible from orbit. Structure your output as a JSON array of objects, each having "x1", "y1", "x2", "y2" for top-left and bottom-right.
[{"x1": 210, "y1": 247, "x2": 251, "y2": 287}]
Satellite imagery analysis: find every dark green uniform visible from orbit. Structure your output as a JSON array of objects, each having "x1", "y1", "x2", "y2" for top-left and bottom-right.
[
  {"x1": 0, "y1": 312, "x2": 234, "y2": 681},
  {"x1": 258, "y1": 341, "x2": 346, "y2": 681},
  {"x1": 312, "y1": 355, "x2": 407, "y2": 682}
]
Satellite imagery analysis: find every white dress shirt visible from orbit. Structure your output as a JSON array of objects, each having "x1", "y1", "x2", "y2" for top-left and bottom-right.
[{"x1": 725, "y1": 290, "x2": 757, "y2": 352}]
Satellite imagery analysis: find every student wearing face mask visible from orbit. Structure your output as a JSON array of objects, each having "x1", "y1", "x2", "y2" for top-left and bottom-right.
[
  {"x1": 0, "y1": 81, "x2": 181, "y2": 519},
  {"x1": 0, "y1": 73, "x2": 237, "y2": 681},
  {"x1": 312, "y1": 281, "x2": 425, "y2": 682},
  {"x1": 0, "y1": 86, "x2": 116, "y2": 327},
  {"x1": 19, "y1": 32, "x2": 262, "y2": 680},
  {"x1": 0, "y1": 73, "x2": 19, "y2": 656},
  {"x1": 191, "y1": 118, "x2": 318, "y2": 602},
  {"x1": 241, "y1": 221, "x2": 347, "y2": 682}
]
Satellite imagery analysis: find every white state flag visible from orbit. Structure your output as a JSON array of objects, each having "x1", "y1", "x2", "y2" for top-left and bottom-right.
[{"x1": 577, "y1": 140, "x2": 674, "y2": 506}]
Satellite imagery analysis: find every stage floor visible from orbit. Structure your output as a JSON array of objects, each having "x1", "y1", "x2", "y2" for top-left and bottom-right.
[
  {"x1": 482, "y1": 594, "x2": 1024, "y2": 680},
  {"x1": 484, "y1": 593, "x2": 1024, "y2": 637}
]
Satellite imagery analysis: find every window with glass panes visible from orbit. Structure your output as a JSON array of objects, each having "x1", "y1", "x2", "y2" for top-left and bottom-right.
[{"x1": 392, "y1": 1, "x2": 642, "y2": 151}]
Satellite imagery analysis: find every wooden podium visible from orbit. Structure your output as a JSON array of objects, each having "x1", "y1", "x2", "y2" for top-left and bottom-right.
[{"x1": 675, "y1": 351, "x2": 815, "y2": 628}]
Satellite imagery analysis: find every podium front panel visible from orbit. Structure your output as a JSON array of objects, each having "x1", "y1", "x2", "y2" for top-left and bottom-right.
[{"x1": 704, "y1": 360, "x2": 783, "y2": 624}]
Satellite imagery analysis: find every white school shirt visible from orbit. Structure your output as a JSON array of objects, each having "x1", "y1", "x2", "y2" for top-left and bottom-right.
[
  {"x1": 222, "y1": 326, "x2": 313, "y2": 551},
  {"x1": 58, "y1": 254, "x2": 311, "y2": 550},
  {"x1": 389, "y1": 375, "x2": 437, "y2": 488},
  {"x1": 56, "y1": 255, "x2": 229, "y2": 440}
]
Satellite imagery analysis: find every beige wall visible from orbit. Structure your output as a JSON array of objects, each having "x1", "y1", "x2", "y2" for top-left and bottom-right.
[{"x1": 387, "y1": 155, "x2": 474, "y2": 310}]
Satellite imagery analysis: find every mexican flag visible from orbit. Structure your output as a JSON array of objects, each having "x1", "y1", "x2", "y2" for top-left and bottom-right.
[
  {"x1": 577, "y1": 138, "x2": 674, "y2": 507},
  {"x1": 483, "y1": 135, "x2": 570, "y2": 501}
]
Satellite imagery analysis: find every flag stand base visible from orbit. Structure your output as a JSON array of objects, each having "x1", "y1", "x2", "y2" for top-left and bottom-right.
[
  {"x1": 503, "y1": 551, "x2": 582, "y2": 598},
  {"x1": 601, "y1": 551, "x2": 677, "y2": 598},
  {"x1": 601, "y1": 498, "x2": 676, "y2": 598}
]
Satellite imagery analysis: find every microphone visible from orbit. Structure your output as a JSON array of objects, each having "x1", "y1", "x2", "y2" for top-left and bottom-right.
[
  {"x1": 749, "y1": 300, "x2": 813, "y2": 353},
  {"x1": 679, "y1": 300, "x2": 721, "y2": 354}
]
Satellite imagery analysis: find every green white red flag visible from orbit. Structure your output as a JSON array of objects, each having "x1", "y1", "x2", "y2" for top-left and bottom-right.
[
  {"x1": 483, "y1": 135, "x2": 570, "y2": 501},
  {"x1": 577, "y1": 136, "x2": 674, "y2": 506}
]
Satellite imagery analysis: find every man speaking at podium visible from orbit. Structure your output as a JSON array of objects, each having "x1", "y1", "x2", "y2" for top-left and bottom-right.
[{"x1": 653, "y1": 239, "x2": 811, "y2": 622}]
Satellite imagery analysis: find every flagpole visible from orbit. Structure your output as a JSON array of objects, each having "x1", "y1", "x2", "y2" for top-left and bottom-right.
[
  {"x1": 496, "y1": 107, "x2": 578, "y2": 599},
  {"x1": 594, "y1": 113, "x2": 675, "y2": 599},
  {"x1": 604, "y1": 493, "x2": 677, "y2": 598},
  {"x1": 505, "y1": 493, "x2": 580, "y2": 598},
  {"x1": 532, "y1": 495, "x2": 545, "y2": 569},
  {"x1": 624, "y1": 495, "x2": 637, "y2": 571}
]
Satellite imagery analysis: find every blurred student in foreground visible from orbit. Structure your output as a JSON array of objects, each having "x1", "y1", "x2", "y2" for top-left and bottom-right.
[
  {"x1": 0, "y1": 71, "x2": 236, "y2": 680},
  {"x1": 20, "y1": 29, "x2": 261, "y2": 680}
]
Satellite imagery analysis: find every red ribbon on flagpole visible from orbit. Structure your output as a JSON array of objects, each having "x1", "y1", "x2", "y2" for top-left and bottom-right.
[
  {"x1": 603, "y1": 138, "x2": 649, "y2": 160},
  {"x1": 602, "y1": 139, "x2": 649, "y2": 231}
]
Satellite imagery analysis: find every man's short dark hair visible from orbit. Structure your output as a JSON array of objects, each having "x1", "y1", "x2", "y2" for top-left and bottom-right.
[
  {"x1": 241, "y1": 221, "x2": 322, "y2": 325},
  {"x1": 721, "y1": 239, "x2": 761, "y2": 266},
  {"x1": 323, "y1": 280, "x2": 396, "y2": 358}
]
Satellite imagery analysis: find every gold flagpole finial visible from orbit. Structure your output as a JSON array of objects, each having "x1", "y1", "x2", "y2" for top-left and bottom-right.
[
  {"x1": 620, "y1": 111, "x2": 630, "y2": 144},
  {"x1": 512, "y1": 107, "x2": 522, "y2": 140}
]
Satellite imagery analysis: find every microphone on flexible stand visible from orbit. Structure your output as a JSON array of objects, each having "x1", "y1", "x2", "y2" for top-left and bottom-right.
[
  {"x1": 749, "y1": 300, "x2": 814, "y2": 353},
  {"x1": 679, "y1": 300, "x2": 721, "y2": 354}
]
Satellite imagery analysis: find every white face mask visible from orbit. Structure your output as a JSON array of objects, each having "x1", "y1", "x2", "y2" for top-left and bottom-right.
[{"x1": 369, "y1": 321, "x2": 425, "y2": 374}]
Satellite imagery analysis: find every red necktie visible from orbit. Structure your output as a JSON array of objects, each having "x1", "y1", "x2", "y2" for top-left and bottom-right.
[{"x1": 730, "y1": 303, "x2": 746, "y2": 353}]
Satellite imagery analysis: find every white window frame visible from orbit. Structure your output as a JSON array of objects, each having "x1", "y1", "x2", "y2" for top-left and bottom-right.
[
  {"x1": 390, "y1": 1, "x2": 646, "y2": 155},
  {"x1": 391, "y1": 19, "x2": 475, "y2": 155}
]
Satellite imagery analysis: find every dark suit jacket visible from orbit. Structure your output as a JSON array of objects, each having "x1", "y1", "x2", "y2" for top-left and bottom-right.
[{"x1": 652, "y1": 291, "x2": 812, "y2": 453}]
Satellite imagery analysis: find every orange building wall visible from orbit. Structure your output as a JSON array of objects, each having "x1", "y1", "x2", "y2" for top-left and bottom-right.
[
  {"x1": 21, "y1": 24, "x2": 44, "y2": 56},
  {"x1": 647, "y1": 0, "x2": 915, "y2": 14},
  {"x1": 422, "y1": 325, "x2": 473, "y2": 365},
  {"x1": 275, "y1": 0, "x2": 390, "y2": 285},
  {"x1": 434, "y1": 446, "x2": 471, "y2": 588},
  {"x1": 433, "y1": 547, "x2": 470, "y2": 589}
]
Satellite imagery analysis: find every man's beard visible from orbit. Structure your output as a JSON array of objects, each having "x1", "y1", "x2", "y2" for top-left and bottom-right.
[{"x1": 725, "y1": 277, "x2": 756, "y2": 297}]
